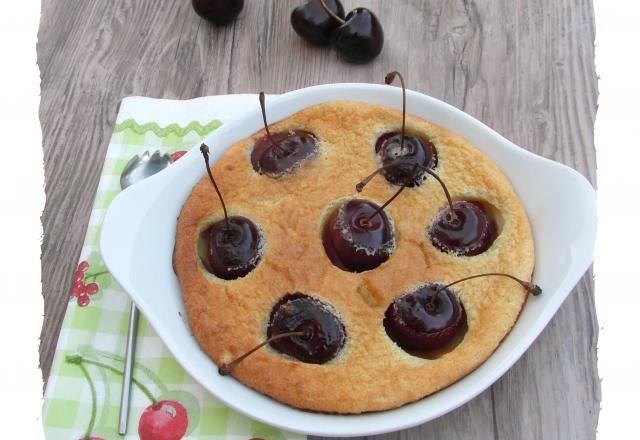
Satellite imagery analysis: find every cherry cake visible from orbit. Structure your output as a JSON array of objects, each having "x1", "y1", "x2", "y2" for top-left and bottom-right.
[{"x1": 173, "y1": 101, "x2": 535, "y2": 413}]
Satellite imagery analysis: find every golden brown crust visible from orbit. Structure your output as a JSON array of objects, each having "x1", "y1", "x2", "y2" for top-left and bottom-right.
[{"x1": 173, "y1": 101, "x2": 534, "y2": 413}]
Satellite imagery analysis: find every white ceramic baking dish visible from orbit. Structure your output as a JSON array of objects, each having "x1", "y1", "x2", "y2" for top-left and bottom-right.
[{"x1": 100, "y1": 83, "x2": 596, "y2": 437}]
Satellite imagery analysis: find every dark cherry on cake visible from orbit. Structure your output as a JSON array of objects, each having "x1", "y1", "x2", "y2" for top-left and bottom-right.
[
  {"x1": 219, "y1": 293, "x2": 346, "y2": 374},
  {"x1": 198, "y1": 144, "x2": 263, "y2": 280},
  {"x1": 384, "y1": 273, "x2": 542, "y2": 356},
  {"x1": 192, "y1": 0, "x2": 244, "y2": 26},
  {"x1": 198, "y1": 216, "x2": 262, "y2": 280},
  {"x1": 267, "y1": 293, "x2": 346, "y2": 363},
  {"x1": 251, "y1": 92, "x2": 318, "y2": 176},
  {"x1": 429, "y1": 201, "x2": 497, "y2": 256},
  {"x1": 375, "y1": 132, "x2": 438, "y2": 187},
  {"x1": 375, "y1": 72, "x2": 437, "y2": 187},
  {"x1": 291, "y1": 0, "x2": 345, "y2": 45},
  {"x1": 323, "y1": 199, "x2": 395, "y2": 272},
  {"x1": 384, "y1": 284, "x2": 467, "y2": 353}
]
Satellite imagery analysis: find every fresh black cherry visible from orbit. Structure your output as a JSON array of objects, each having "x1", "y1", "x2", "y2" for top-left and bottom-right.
[
  {"x1": 384, "y1": 284, "x2": 467, "y2": 353},
  {"x1": 318, "y1": 1, "x2": 384, "y2": 64},
  {"x1": 198, "y1": 144, "x2": 263, "y2": 280},
  {"x1": 429, "y1": 201, "x2": 497, "y2": 256},
  {"x1": 192, "y1": 0, "x2": 244, "y2": 26},
  {"x1": 322, "y1": 199, "x2": 395, "y2": 272},
  {"x1": 291, "y1": 0, "x2": 345, "y2": 46},
  {"x1": 219, "y1": 293, "x2": 346, "y2": 374},
  {"x1": 251, "y1": 92, "x2": 318, "y2": 176}
]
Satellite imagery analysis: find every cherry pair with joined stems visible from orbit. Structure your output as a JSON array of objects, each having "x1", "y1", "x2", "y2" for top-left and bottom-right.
[
  {"x1": 322, "y1": 71, "x2": 491, "y2": 274},
  {"x1": 354, "y1": 71, "x2": 498, "y2": 258},
  {"x1": 65, "y1": 354, "x2": 188, "y2": 440},
  {"x1": 355, "y1": 71, "x2": 457, "y2": 227},
  {"x1": 291, "y1": 0, "x2": 384, "y2": 64}
]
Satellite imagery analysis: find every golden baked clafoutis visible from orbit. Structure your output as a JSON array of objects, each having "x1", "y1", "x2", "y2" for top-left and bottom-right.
[{"x1": 174, "y1": 91, "x2": 535, "y2": 413}]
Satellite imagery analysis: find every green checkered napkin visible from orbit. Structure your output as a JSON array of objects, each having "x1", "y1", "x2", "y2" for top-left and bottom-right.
[{"x1": 42, "y1": 96, "x2": 306, "y2": 440}]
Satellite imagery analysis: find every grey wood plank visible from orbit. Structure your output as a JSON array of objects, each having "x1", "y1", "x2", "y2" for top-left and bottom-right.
[{"x1": 38, "y1": 1, "x2": 598, "y2": 438}]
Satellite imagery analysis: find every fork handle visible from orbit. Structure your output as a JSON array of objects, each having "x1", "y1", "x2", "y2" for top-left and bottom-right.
[{"x1": 118, "y1": 302, "x2": 139, "y2": 435}]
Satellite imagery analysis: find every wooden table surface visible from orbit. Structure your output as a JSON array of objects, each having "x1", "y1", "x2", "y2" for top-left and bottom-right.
[{"x1": 39, "y1": 1, "x2": 599, "y2": 438}]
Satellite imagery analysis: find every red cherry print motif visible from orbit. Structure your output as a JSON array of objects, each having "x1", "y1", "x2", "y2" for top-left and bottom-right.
[
  {"x1": 68, "y1": 354, "x2": 190, "y2": 440},
  {"x1": 70, "y1": 281, "x2": 84, "y2": 298},
  {"x1": 69, "y1": 260, "x2": 104, "y2": 306},
  {"x1": 171, "y1": 150, "x2": 187, "y2": 162},
  {"x1": 73, "y1": 270, "x2": 85, "y2": 284},
  {"x1": 77, "y1": 293, "x2": 90, "y2": 307},
  {"x1": 72, "y1": 260, "x2": 89, "y2": 284},
  {"x1": 138, "y1": 400, "x2": 189, "y2": 440}
]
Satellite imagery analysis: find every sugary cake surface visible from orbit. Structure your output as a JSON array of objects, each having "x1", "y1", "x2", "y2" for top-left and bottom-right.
[{"x1": 173, "y1": 101, "x2": 534, "y2": 413}]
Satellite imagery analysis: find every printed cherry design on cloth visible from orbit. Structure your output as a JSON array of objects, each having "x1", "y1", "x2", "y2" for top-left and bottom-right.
[
  {"x1": 66, "y1": 354, "x2": 189, "y2": 440},
  {"x1": 139, "y1": 400, "x2": 189, "y2": 440},
  {"x1": 171, "y1": 150, "x2": 188, "y2": 162},
  {"x1": 69, "y1": 261, "x2": 105, "y2": 307},
  {"x1": 70, "y1": 148, "x2": 186, "y2": 306}
]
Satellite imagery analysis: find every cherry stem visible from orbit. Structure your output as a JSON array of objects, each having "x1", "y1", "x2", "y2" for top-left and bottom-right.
[
  {"x1": 200, "y1": 144, "x2": 230, "y2": 230},
  {"x1": 85, "y1": 270, "x2": 109, "y2": 281},
  {"x1": 96, "y1": 350, "x2": 169, "y2": 395},
  {"x1": 65, "y1": 354, "x2": 158, "y2": 406},
  {"x1": 77, "y1": 362, "x2": 97, "y2": 440},
  {"x1": 362, "y1": 163, "x2": 420, "y2": 226},
  {"x1": 319, "y1": 0, "x2": 345, "y2": 24},
  {"x1": 219, "y1": 330, "x2": 309, "y2": 376},
  {"x1": 385, "y1": 71, "x2": 407, "y2": 155},
  {"x1": 428, "y1": 273, "x2": 542, "y2": 309},
  {"x1": 259, "y1": 92, "x2": 289, "y2": 155},
  {"x1": 356, "y1": 161, "x2": 459, "y2": 224}
]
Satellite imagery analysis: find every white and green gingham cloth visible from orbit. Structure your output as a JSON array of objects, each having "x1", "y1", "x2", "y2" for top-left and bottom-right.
[{"x1": 42, "y1": 95, "x2": 306, "y2": 440}]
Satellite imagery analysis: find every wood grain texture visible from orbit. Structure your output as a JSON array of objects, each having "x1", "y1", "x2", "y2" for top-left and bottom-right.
[{"x1": 38, "y1": 0, "x2": 598, "y2": 438}]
